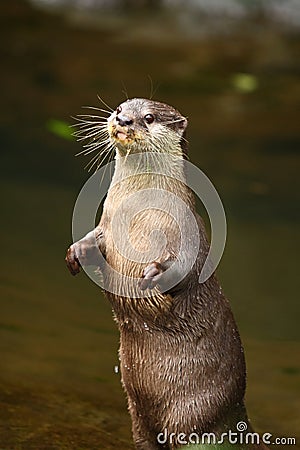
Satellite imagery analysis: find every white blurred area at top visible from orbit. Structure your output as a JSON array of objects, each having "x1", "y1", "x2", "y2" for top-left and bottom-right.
[{"x1": 28, "y1": 0, "x2": 300, "y2": 33}]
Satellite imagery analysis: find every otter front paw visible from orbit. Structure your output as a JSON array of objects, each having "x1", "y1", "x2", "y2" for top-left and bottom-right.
[
  {"x1": 65, "y1": 229, "x2": 104, "y2": 276},
  {"x1": 65, "y1": 243, "x2": 82, "y2": 276},
  {"x1": 139, "y1": 262, "x2": 164, "y2": 290}
]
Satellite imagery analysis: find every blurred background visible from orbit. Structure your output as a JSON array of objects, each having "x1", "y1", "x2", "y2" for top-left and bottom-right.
[{"x1": 1, "y1": 0, "x2": 299, "y2": 448}]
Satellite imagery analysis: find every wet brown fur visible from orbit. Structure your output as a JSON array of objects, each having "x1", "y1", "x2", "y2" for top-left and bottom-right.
[{"x1": 66, "y1": 98, "x2": 267, "y2": 450}]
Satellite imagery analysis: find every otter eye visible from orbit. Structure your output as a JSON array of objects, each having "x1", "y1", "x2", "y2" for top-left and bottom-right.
[
  {"x1": 116, "y1": 106, "x2": 122, "y2": 114},
  {"x1": 144, "y1": 114, "x2": 155, "y2": 124}
]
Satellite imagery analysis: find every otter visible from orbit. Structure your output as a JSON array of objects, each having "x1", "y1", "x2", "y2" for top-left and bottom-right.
[{"x1": 65, "y1": 98, "x2": 268, "y2": 449}]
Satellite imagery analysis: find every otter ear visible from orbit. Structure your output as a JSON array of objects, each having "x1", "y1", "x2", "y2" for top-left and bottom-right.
[{"x1": 178, "y1": 117, "x2": 188, "y2": 135}]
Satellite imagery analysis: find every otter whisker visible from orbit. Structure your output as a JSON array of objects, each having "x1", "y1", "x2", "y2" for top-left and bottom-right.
[
  {"x1": 77, "y1": 113, "x2": 109, "y2": 118},
  {"x1": 73, "y1": 128, "x2": 108, "y2": 139},
  {"x1": 85, "y1": 153, "x2": 102, "y2": 171},
  {"x1": 162, "y1": 118, "x2": 188, "y2": 126},
  {"x1": 76, "y1": 139, "x2": 112, "y2": 156},
  {"x1": 76, "y1": 144, "x2": 105, "y2": 157},
  {"x1": 81, "y1": 136, "x2": 111, "y2": 147},
  {"x1": 73, "y1": 124, "x2": 108, "y2": 135},
  {"x1": 71, "y1": 114, "x2": 108, "y2": 124},
  {"x1": 85, "y1": 148, "x2": 108, "y2": 171},
  {"x1": 76, "y1": 115, "x2": 109, "y2": 122},
  {"x1": 72, "y1": 99, "x2": 121, "y2": 173},
  {"x1": 82, "y1": 105, "x2": 112, "y2": 114},
  {"x1": 86, "y1": 143, "x2": 114, "y2": 172},
  {"x1": 121, "y1": 79, "x2": 129, "y2": 101},
  {"x1": 81, "y1": 135, "x2": 111, "y2": 147},
  {"x1": 82, "y1": 136, "x2": 111, "y2": 149},
  {"x1": 80, "y1": 144, "x2": 110, "y2": 157},
  {"x1": 96, "y1": 95, "x2": 114, "y2": 112},
  {"x1": 123, "y1": 146, "x2": 132, "y2": 164},
  {"x1": 77, "y1": 121, "x2": 108, "y2": 129},
  {"x1": 72, "y1": 127, "x2": 107, "y2": 137},
  {"x1": 75, "y1": 133, "x2": 105, "y2": 143},
  {"x1": 99, "y1": 142, "x2": 116, "y2": 184},
  {"x1": 73, "y1": 110, "x2": 111, "y2": 167},
  {"x1": 75, "y1": 128, "x2": 109, "y2": 141},
  {"x1": 74, "y1": 136, "x2": 107, "y2": 147},
  {"x1": 72, "y1": 119, "x2": 107, "y2": 127}
]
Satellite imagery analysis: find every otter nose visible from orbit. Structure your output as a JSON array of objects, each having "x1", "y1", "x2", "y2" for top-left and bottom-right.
[{"x1": 116, "y1": 114, "x2": 133, "y2": 127}]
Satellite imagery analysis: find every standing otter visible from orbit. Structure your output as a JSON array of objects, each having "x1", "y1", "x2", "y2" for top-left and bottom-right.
[{"x1": 65, "y1": 98, "x2": 268, "y2": 449}]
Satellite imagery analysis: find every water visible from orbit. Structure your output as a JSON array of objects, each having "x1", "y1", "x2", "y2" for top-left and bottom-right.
[{"x1": 0, "y1": 1, "x2": 299, "y2": 448}]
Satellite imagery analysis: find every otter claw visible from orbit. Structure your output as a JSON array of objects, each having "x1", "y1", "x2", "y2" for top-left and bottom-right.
[
  {"x1": 139, "y1": 262, "x2": 163, "y2": 290},
  {"x1": 65, "y1": 230, "x2": 104, "y2": 276},
  {"x1": 65, "y1": 245, "x2": 81, "y2": 276}
]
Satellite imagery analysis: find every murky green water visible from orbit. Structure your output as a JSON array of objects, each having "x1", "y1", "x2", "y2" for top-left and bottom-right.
[{"x1": 1, "y1": 1, "x2": 299, "y2": 448}]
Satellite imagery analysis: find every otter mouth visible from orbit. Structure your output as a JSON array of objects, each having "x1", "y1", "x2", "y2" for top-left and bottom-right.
[
  {"x1": 111, "y1": 126, "x2": 135, "y2": 145},
  {"x1": 116, "y1": 130, "x2": 128, "y2": 141}
]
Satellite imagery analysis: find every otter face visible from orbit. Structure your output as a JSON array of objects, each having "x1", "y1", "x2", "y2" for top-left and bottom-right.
[{"x1": 107, "y1": 98, "x2": 188, "y2": 156}]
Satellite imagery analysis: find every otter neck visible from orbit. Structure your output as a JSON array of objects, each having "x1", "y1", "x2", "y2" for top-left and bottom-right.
[{"x1": 111, "y1": 150, "x2": 187, "y2": 191}]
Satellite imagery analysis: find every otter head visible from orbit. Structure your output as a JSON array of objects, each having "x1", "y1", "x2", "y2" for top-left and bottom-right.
[{"x1": 107, "y1": 98, "x2": 188, "y2": 157}]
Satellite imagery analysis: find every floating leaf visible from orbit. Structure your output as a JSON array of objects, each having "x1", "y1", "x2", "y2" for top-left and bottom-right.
[
  {"x1": 231, "y1": 73, "x2": 258, "y2": 93},
  {"x1": 46, "y1": 119, "x2": 74, "y2": 141}
]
